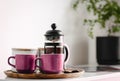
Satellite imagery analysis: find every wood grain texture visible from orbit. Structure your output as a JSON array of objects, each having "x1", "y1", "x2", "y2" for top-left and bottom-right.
[{"x1": 4, "y1": 69, "x2": 84, "y2": 79}]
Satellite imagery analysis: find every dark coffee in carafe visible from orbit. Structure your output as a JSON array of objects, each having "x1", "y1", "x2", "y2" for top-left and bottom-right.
[{"x1": 44, "y1": 43, "x2": 63, "y2": 54}]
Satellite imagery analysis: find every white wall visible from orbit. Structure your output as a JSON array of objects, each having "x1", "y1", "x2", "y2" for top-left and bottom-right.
[{"x1": 0, "y1": 0, "x2": 89, "y2": 71}]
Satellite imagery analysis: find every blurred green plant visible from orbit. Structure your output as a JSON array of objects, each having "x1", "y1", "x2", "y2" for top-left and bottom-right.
[{"x1": 73, "y1": 0, "x2": 120, "y2": 38}]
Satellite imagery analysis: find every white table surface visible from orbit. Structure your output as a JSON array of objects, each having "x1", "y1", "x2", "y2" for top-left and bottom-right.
[{"x1": 1, "y1": 65, "x2": 120, "y2": 81}]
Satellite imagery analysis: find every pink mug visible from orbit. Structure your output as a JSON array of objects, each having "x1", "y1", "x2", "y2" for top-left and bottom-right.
[
  {"x1": 8, "y1": 54, "x2": 36, "y2": 73},
  {"x1": 35, "y1": 54, "x2": 66, "y2": 74}
]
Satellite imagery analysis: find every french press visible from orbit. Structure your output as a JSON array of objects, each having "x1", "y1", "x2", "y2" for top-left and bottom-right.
[{"x1": 44, "y1": 23, "x2": 69, "y2": 62}]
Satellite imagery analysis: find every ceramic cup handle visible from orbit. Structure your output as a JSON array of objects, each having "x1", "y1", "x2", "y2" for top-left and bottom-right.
[
  {"x1": 8, "y1": 56, "x2": 15, "y2": 68},
  {"x1": 35, "y1": 58, "x2": 42, "y2": 68},
  {"x1": 64, "y1": 44, "x2": 70, "y2": 62}
]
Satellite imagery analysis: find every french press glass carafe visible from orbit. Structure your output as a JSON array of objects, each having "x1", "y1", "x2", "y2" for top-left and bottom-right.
[{"x1": 44, "y1": 23, "x2": 69, "y2": 61}]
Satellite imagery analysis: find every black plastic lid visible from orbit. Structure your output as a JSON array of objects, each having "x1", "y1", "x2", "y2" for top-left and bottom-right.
[{"x1": 45, "y1": 23, "x2": 63, "y2": 36}]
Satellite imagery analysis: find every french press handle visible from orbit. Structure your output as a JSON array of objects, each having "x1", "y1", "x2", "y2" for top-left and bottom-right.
[{"x1": 64, "y1": 44, "x2": 69, "y2": 62}]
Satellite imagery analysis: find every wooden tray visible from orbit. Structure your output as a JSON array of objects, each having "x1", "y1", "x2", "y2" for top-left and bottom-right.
[{"x1": 4, "y1": 69, "x2": 84, "y2": 79}]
